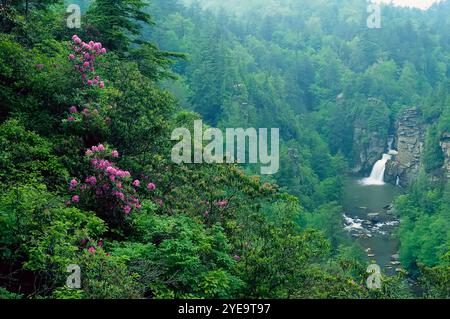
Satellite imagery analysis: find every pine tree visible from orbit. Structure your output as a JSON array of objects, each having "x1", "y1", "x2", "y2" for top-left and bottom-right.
[
  {"x1": 85, "y1": 0, "x2": 183, "y2": 80},
  {"x1": 86, "y1": 0, "x2": 152, "y2": 54}
]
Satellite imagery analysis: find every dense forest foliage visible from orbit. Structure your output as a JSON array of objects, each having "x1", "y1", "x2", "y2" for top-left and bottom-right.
[{"x1": 0, "y1": 0, "x2": 448, "y2": 299}]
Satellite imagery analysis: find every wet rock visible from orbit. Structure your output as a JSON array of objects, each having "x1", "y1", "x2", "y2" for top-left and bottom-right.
[
  {"x1": 391, "y1": 254, "x2": 400, "y2": 261},
  {"x1": 367, "y1": 213, "x2": 382, "y2": 223},
  {"x1": 386, "y1": 206, "x2": 396, "y2": 215},
  {"x1": 363, "y1": 220, "x2": 373, "y2": 227}
]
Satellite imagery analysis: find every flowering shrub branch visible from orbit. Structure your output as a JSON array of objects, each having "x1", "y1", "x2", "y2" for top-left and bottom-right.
[
  {"x1": 69, "y1": 35, "x2": 106, "y2": 88},
  {"x1": 64, "y1": 35, "x2": 157, "y2": 219}
]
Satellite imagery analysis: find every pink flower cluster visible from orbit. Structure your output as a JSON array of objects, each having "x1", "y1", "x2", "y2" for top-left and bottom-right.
[
  {"x1": 70, "y1": 35, "x2": 106, "y2": 88},
  {"x1": 84, "y1": 241, "x2": 110, "y2": 256},
  {"x1": 68, "y1": 144, "x2": 145, "y2": 214},
  {"x1": 65, "y1": 104, "x2": 103, "y2": 123},
  {"x1": 215, "y1": 200, "x2": 229, "y2": 207}
]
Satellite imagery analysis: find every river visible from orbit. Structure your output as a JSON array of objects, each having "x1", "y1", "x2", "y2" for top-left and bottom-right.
[{"x1": 342, "y1": 176, "x2": 403, "y2": 273}]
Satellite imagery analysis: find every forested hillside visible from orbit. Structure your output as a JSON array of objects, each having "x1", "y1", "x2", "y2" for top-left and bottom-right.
[
  {"x1": 0, "y1": 0, "x2": 448, "y2": 299},
  {"x1": 146, "y1": 0, "x2": 450, "y2": 297}
]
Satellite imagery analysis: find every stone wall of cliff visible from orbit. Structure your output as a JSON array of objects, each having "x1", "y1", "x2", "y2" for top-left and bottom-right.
[
  {"x1": 385, "y1": 108, "x2": 425, "y2": 187},
  {"x1": 351, "y1": 122, "x2": 387, "y2": 174},
  {"x1": 440, "y1": 133, "x2": 450, "y2": 180}
]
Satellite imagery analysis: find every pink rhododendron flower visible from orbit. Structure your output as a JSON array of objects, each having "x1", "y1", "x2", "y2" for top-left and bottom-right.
[
  {"x1": 204, "y1": 211, "x2": 209, "y2": 218},
  {"x1": 69, "y1": 53, "x2": 75, "y2": 60},
  {"x1": 123, "y1": 206, "x2": 131, "y2": 214},
  {"x1": 111, "y1": 150, "x2": 119, "y2": 158},
  {"x1": 97, "y1": 144, "x2": 105, "y2": 152},
  {"x1": 87, "y1": 80, "x2": 93, "y2": 86},
  {"x1": 82, "y1": 108, "x2": 89, "y2": 115},
  {"x1": 86, "y1": 176, "x2": 97, "y2": 185},
  {"x1": 147, "y1": 183, "x2": 156, "y2": 190},
  {"x1": 97, "y1": 241, "x2": 103, "y2": 247},
  {"x1": 99, "y1": 81, "x2": 105, "y2": 89},
  {"x1": 106, "y1": 166, "x2": 116, "y2": 174},
  {"x1": 69, "y1": 106, "x2": 78, "y2": 113},
  {"x1": 72, "y1": 34, "x2": 82, "y2": 44},
  {"x1": 67, "y1": 116, "x2": 75, "y2": 122},
  {"x1": 132, "y1": 180, "x2": 140, "y2": 187},
  {"x1": 113, "y1": 191, "x2": 125, "y2": 200},
  {"x1": 88, "y1": 246, "x2": 95, "y2": 253},
  {"x1": 216, "y1": 200, "x2": 229, "y2": 207},
  {"x1": 72, "y1": 195, "x2": 79, "y2": 203},
  {"x1": 70, "y1": 179, "x2": 78, "y2": 188}
]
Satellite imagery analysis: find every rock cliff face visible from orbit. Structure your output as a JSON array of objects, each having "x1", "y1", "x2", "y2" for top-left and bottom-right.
[
  {"x1": 440, "y1": 133, "x2": 450, "y2": 180},
  {"x1": 352, "y1": 121, "x2": 386, "y2": 174},
  {"x1": 385, "y1": 108, "x2": 425, "y2": 187}
]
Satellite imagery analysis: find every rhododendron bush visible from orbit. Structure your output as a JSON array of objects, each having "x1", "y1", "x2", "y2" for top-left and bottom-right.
[{"x1": 68, "y1": 144, "x2": 149, "y2": 218}]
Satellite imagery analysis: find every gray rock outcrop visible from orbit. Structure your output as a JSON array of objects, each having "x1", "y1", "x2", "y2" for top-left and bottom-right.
[
  {"x1": 385, "y1": 108, "x2": 425, "y2": 187},
  {"x1": 440, "y1": 133, "x2": 450, "y2": 180}
]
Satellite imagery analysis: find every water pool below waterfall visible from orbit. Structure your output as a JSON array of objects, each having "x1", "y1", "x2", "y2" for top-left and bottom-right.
[{"x1": 342, "y1": 176, "x2": 403, "y2": 272}]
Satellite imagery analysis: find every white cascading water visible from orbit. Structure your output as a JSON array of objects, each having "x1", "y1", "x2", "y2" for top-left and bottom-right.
[
  {"x1": 361, "y1": 154, "x2": 392, "y2": 185},
  {"x1": 361, "y1": 138, "x2": 398, "y2": 186}
]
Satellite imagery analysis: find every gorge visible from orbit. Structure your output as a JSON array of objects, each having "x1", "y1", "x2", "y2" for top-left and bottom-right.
[{"x1": 344, "y1": 138, "x2": 402, "y2": 271}]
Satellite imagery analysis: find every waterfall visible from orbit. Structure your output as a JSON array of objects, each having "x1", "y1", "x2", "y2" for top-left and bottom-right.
[
  {"x1": 360, "y1": 137, "x2": 398, "y2": 186},
  {"x1": 361, "y1": 154, "x2": 392, "y2": 185}
]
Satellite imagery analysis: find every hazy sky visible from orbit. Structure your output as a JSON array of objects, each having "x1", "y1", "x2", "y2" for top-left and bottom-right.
[{"x1": 377, "y1": 0, "x2": 443, "y2": 9}]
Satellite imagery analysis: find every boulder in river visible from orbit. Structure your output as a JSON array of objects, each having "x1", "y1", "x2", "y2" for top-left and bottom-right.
[
  {"x1": 363, "y1": 220, "x2": 373, "y2": 226},
  {"x1": 367, "y1": 213, "x2": 382, "y2": 223},
  {"x1": 391, "y1": 253, "x2": 400, "y2": 261}
]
